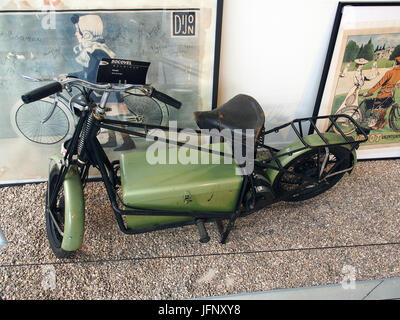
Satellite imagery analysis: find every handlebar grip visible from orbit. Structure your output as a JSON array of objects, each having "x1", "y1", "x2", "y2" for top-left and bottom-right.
[
  {"x1": 151, "y1": 88, "x2": 182, "y2": 109},
  {"x1": 21, "y1": 81, "x2": 63, "y2": 104}
]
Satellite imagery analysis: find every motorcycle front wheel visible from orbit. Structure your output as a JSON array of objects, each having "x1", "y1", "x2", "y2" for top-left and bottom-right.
[
  {"x1": 334, "y1": 106, "x2": 363, "y2": 135},
  {"x1": 45, "y1": 164, "x2": 73, "y2": 259},
  {"x1": 272, "y1": 146, "x2": 352, "y2": 202}
]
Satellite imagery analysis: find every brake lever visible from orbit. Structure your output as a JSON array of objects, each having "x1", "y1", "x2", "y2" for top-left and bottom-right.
[
  {"x1": 21, "y1": 75, "x2": 41, "y2": 82},
  {"x1": 21, "y1": 75, "x2": 58, "y2": 82}
]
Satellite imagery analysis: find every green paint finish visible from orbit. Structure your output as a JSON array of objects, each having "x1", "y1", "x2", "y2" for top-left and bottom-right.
[
  {"x1": 61, "y1": 165, "x2": 85, "y2": 251},
  {"x1": 265, "y1": 133, "x2": 357, "y2": 184},
  {"x1": 125, "y1": 215, "x2": 193, "y2": 230},
  {"x1": 120, "y1": 143, "x2": 243, "y2": 230}
]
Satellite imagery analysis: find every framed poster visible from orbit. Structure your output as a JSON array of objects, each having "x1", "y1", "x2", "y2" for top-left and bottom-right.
[
  {"x1": 314, "y1": 2, "x2": 400, "y2": 160},
  {"x1": 0, "y1": 0, "x2": 223, "y2": 184}
]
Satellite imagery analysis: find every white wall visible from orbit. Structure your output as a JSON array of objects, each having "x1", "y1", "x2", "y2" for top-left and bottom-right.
[{"x1": 218, "y1": 0, "x2": 374, "y2": 131}]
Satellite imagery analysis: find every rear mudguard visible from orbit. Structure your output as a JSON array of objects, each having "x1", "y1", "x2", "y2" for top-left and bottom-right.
[
  {"x1": 50, "y1": 155, "x2": 85, "y2": 251},
  {"x1": 265, "y1": 132, "x2": 357, "y2": 185}
]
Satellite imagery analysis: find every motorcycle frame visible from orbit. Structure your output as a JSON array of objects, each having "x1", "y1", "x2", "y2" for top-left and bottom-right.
[{"x1": 49, "y1": 107, "x2": 368, "y2": 244}]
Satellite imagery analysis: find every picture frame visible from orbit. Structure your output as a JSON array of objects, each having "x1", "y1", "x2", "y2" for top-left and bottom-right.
[
  {"x1": 313, "y1": 2, "x2": 400, "y2": 160},
  {"x1": 0, "y1": 0, "x2": 223, "y2": 184}
]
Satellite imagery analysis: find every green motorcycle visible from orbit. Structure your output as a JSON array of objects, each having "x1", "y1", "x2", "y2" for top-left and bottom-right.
[{"x1": 21, "y1": 59, "x2": 368, "y2": 258}]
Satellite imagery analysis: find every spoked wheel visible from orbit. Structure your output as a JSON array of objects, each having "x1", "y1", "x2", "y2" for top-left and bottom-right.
[
  {"x1": 334, "y1": 106, "x2": 363, "y2": 135},
  {"x1": 123, "y1": 91, "x2": 169, "y2": 126},
  {"x1": 11, "y1": 98, "x2": 74, "y2": 145},
  {"x1": 389, "y1": 104, "x2": 400, "y2": 132},
  {"x1": 273, "y1": 146, "x2": 353, "y2": 202},
  {"x1": 45, "y1": 164, "x2": 72, "y2": 258}
]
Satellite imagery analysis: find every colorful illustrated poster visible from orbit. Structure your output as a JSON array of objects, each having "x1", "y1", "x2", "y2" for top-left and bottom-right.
[
  {"x1": 316, "y1": 4, "x2": 400, "y2": 159},
  {"x1": 0, "y1": 0, "x2": 222, "y2": 183}
]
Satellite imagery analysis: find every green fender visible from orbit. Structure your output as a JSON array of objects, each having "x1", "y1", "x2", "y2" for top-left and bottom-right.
[
  {"x1": 50, "y1": 155, "x2": 85, "y2": 251},
  {"x1": 61, "y1": 165, "x2": 85, "y2": 251},
  {"x1": 265, "y1": 132, "x2": 357, "y2": 185}
]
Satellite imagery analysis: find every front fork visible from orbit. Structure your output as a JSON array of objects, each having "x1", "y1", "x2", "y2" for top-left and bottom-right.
[
  {"x1": 47, "y1": 106, "x2": 91, "y2": 252},
  {"x1": 48, "y1": 91, "x2": 116, "y2": 251}
]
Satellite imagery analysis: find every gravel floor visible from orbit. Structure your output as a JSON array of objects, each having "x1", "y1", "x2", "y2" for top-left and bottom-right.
[{"x1": 0, "y1": 160, "x2": 399, "y2": 299}]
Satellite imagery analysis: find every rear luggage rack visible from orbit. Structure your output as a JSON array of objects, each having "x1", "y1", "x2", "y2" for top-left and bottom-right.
[{"x1": 256, "y1": 114, "x2": 369, "y2": 171}]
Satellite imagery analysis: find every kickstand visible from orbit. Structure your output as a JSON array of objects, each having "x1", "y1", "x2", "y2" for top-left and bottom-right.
[{"x1": 216, "y1": 212, "x2": 239, "y2": 244}]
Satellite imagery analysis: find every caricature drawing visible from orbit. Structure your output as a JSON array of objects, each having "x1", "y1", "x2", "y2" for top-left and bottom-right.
[{"x1": 69, "y1": 14, "x2": 135, "y2": 151}]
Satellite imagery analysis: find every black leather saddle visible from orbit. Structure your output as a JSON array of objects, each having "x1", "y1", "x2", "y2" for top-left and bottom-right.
[{"x1": 194, "y1": 94, "x2": 265, "y2": 142}]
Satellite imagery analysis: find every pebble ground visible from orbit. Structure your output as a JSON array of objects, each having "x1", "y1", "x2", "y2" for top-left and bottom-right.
[{"x1": 0, "y1": 160, "x2": 399, "y2": 299}]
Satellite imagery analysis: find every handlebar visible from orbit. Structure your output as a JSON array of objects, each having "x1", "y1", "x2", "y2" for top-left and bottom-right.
[
  {"x1": 20, "y1": 75, "x2": 182, "y2": 108},
  {"x1": 21, "y1": 81, "x2": 63, "y2": 104},
  {"x1": 150, "y1": 88, "x2": 181, "y2": 109}
]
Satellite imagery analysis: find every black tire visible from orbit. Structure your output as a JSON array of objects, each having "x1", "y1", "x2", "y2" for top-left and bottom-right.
[
  {"x1": 45, "y1": 165, "x2": 73, "y2": 259},
  {"x1": 123, "y1": 92, "x2": 169, "y2": 126},
  {"x1": 273, "y1": 146, "x2": 352, "y2": 202},
  {"x1": 389, "y1": 105, "x2": 400, "y2": 132},
  {"x1": 334, "y1": 106, "x2": 363, "y2": 135}
]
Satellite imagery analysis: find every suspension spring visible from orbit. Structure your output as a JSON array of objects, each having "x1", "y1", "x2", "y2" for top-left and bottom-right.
[{"x1": 78, "y1": 113, "x2": 95, "y2": 163}]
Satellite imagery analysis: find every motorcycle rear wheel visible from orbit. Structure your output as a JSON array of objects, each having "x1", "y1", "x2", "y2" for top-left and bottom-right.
[{"x1": 273, "y1": 146, "x2": 352, "y2": 202}]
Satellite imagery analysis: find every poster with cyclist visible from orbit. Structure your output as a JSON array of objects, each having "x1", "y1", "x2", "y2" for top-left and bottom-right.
[
  {"x1": 316, "y1": 5, "x2": 400, "y2": 159},
  {"x1": 328, "y1": 33, "x2": 400, "y2": 137},
  {"x1": 0, "y1": 0, "x2": 221, "y2": 183}
]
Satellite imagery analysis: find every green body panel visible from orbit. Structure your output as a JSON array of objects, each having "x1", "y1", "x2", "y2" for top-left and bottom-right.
[
  {"x1": 120, "y1": 143, "x2": 243, "y2": 230},
  {"x1": 265, "y1": 133, "x2": 357, "y2": 184},
  {"x1": 61, "y1": 165, "x2": 85, "y2": 251}
]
